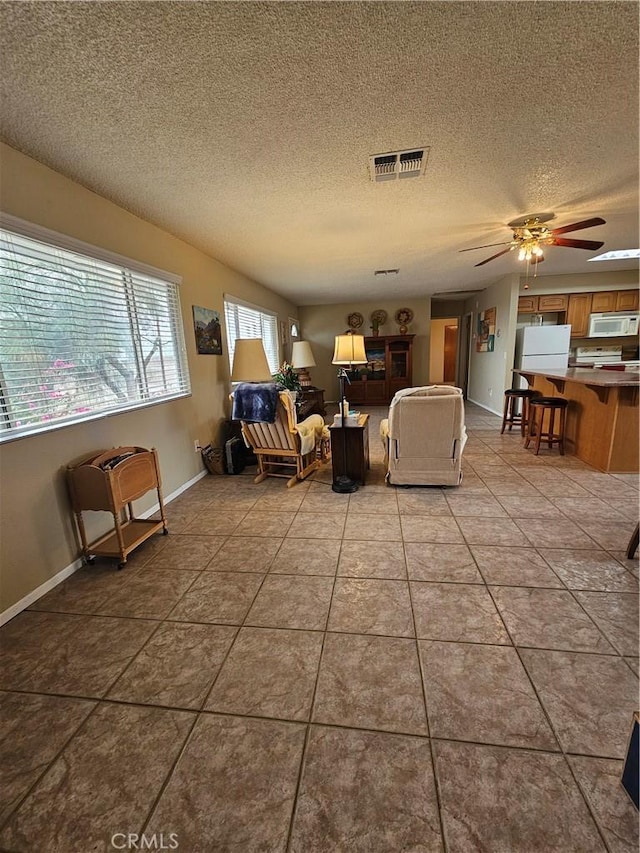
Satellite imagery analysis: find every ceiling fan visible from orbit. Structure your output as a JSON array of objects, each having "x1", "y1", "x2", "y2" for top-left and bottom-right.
[{"x1": 460, "y1": 213, "x2": 606, "y2": 267}]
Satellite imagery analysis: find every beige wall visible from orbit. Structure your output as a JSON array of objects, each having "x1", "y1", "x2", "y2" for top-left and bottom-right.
[
  {"x1": 298, "y1": 299, "x2": 431, "y2": 400},
  {"x1": 519, "y1": 269, "x2": 637, "y2": 294},
  {"x1": 465, "y1": 274, "x2": 519, "y2": 414},
  {"x1": 0, "y1": 143, "x2": 297, "y2": 615}
]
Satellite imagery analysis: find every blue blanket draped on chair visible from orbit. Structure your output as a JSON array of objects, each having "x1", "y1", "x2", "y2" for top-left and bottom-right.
[{"x1": 232, "y1": 382, "x2": 280, "y2": 423}]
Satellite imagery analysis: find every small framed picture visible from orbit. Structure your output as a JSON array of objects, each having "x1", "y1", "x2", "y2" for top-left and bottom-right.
[{"x1": 192, "y1": 305, "x2": 222, "y2": 355}]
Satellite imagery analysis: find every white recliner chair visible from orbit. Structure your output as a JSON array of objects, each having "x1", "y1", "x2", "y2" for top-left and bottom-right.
[{"x1": 380, "y1": 386, "x2": 467, "y2": 486}]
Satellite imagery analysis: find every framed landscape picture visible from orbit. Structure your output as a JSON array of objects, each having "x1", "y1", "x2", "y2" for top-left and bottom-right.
[{"x1": 192, "y1": 305, "x2": 222, "y2": 355}]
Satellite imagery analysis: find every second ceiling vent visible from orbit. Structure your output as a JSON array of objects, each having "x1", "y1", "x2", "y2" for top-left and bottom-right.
[{"x1": 369, "y1": 147, "x2": 429, "y2": 182}]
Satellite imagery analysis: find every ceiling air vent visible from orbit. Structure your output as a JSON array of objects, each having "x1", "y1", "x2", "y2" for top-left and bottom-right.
[{"x1": 369, "y1": 147, "x2": 429, "y2": 182}]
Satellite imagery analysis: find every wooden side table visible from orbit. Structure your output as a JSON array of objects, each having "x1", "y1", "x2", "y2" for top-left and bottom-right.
[
  {"x1": 329, "y1": 414, "x2": 370, "y2": 485},
  {"x1": 297, "y1": 387, "x2": 326, "y2": 420}
]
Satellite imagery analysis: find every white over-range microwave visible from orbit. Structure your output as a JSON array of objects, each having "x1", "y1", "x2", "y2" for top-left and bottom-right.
[{"x1": 588, "y1": 312, "x2": 640, "y2": 337}]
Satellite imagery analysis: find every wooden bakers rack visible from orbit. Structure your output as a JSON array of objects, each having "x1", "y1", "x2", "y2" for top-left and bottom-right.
[{"x1": 67, "y1": 446, "x2": 168, "y2": 568}]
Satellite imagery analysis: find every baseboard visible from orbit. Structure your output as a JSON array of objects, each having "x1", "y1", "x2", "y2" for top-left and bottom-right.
[
  {"x1": 467, "y1": 397, "x2": 502, "y2": 417},
  {"x1": 0, "y1": 468, "x2": 208, "y2": 627}
]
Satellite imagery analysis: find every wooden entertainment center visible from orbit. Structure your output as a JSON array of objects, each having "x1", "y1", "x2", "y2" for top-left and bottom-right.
[{"x1": 345, "y1": 335, "x2": 414, "y2": 406}]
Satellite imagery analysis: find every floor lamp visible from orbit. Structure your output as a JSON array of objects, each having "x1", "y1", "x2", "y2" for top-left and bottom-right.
[{"x1": 331, "y1": 333, "x2": 367, "y2": 493}]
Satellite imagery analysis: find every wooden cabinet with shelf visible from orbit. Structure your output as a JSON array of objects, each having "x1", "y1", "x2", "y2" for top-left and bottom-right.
[
  {"x1": 538, "y1": 294, "x2": 568, "y2": 312},
  {"x1": 567, "y1": 292, "x2": 593, "y2": 337},
  {"x1": 616, "y1": 290, "x2": 639, "y2": 312},
  {"x1": 518, "y1": 295, "x2": 538, "y2": 313},
  {"x1": 591, "y1": 291, "x2": 618, "y2": 313},
  {"x1": 67, "y1": 446, "x2": 167, "y2": 568},
  {"x1": 346, "y1": 335, "x2": 414, "y2": 405}
]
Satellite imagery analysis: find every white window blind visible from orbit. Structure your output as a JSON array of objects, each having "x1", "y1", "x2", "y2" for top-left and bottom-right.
[
  {"x1": 0, "y1": 223, "x2": 191, "y2": 442},
  {"x1": 224, "y1": 296, "x2": 279, "y2": 375}
]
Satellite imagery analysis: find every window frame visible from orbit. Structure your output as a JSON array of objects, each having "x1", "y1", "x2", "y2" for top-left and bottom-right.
[
  {"x1": 0, "y1": 213, "x2": 191, "y2": 444},
  {"x1": 223, "y1": 294, "x2": 280, "y2": 376}
]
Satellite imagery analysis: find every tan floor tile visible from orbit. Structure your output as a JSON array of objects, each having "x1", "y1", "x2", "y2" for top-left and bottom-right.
[
  {"x1": 184, "y1": 509, "x2": 247, "y2": 535},
  {"x1": 146, "y1": 715, "x2": 305, "y2": 852},
  {"x1": 337, "y1": 540, "x2": 407, "y2": 579},
  {"x1": 539, "y1": 549, "x2": 638, "y2": 592},
  {"x1": 232, "y1": 510, "x2": 296, "y2": 537},
  {"x1": 411, "y1": 582, "x2": 509, "y2": 644},
  {"x1": 574, "y1": 519, "x2": 638, "y2": 551},
  {"x1": 520, "y1": 649, "x2": 639, "y2": 758},
  {"x1": 167, "y1": 572, "x2": 263, "y2": 624},
  {"x1": 313, "y1": 632, "x2": 428, "y2": 735},
  {"x1": 246, "y1": 575, "x2": 334, "y2": 630},
  {"x1": 516, "y1": 517, "x2": 598, "y2": 549},
  {"x1": 0, "y1": 704, "x2": 194, "y2": 853},
  {"x1": 400, "y1": 516, "x2": 463, "y2": 543},
  {"x1": 433, "y1": 741, "x2": 605, "y2": 852},
  {"x1": 96, "y1": 570, "x2": 199, "y2": 619},
  {"x1": 271, "y1": 537, "x2": 341, "y2": 575},
  {"x1": 347, "y1": 490, "x2": 399, "y2": 515},
  {"x1": 471, "y1": 545, "x2": 563, "y2": 587},
  {"x1": 143, "y1": 534, "x2": 227, "y2": 570},
  {"x1": 107, "y1": 622, "x2": 236, "y2": 709},
  {"x1": 491, "y1": 586, "x2": 614, "y2": 653},
  {"x1": 497, "y1": 495, "x2": 561, "y2": 518},
  {"x1": 456, "y1": 516, "x2": 528, "y2": 546},
  {"x1": 287, "y1": 512, "x2": 346, "y2": 539},
  {"x1": 328, "y1": 578, "x2": 414, "y2": 637},
  {"x1": 206, "y1": 536, "x2": 282, "y2": 572},
  {"x1": 27, "y1": 563, "x2": 135, "y2": 615},
  {"x1": 289, "y1": 727, "x2": 442, "y2": 853},
  {"x1": 405, "y1": 542, "x2": 481, "y2": 582},
  {"x1": 420, "y1": 641, "x2": 557, "y2": 750},
  {"x1": 344, "y1": 513, "x2": 402, "y2": 541},
  {"x1": 206, "y1": 627, "x2": 323, "y2": 720},
  {"x1": 445, "y1": 493, "x2": 508, "y2": 517},
  {"x1": 573, "y1": 591, "x2": 639, "y2": 656},
  {"x1": 569, "y1": 756, "x2": 640, "y2": 853},
  {"x1": 0, "y1": 693, "x2": 96, "y2": 824}
]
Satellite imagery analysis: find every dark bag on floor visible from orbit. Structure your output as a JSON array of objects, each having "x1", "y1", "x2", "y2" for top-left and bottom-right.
[
  {"x1": 201, "y1": 444, "x2": 224, "y2": 475},
  {"x1": 224, "y1": 436, "x2": 246, "y2": 475}
]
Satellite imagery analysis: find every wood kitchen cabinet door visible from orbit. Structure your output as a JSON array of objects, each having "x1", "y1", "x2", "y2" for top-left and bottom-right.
[
  {"x1": 567, "y1": 293, "x2": 593, "y2": 337},
  {"x1": 616, "y1": 290, "x2": 639, "y2": 312},
  {"x1": 538, "y1": 294, "x2": 568, "y2": 312},
  {"x1": 518, "y1": 295, "x2": 538, "y2": 313},
  {"x1": 591, "y1": 291, "x2": 617, "y2": 312}
]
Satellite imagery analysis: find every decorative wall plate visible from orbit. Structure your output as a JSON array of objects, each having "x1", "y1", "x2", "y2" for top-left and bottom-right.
[
  {"x1": 394, "y1": 308, "x2": 414, "y2": 325},
  {"x1": 347, "y1": 312, "x2": 364, "y2": 330},
  {"x1": 370, "y1": 309, "x2": 387, "y2": 326}
]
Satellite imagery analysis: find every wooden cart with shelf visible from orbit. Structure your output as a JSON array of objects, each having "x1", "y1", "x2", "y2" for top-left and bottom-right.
[{"x1": 67, "y1": 446, "x2": 168, "y2": 568}]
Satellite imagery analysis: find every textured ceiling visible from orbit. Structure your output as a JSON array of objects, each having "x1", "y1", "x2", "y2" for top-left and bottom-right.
[{"x1": 1, "y1": 1, "x2": 638, "y2": 305}]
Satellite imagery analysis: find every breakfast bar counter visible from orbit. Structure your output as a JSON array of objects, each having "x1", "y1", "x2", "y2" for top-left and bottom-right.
[{"x1": 514, "y1": 368, "x2": 639, "y2": 473}]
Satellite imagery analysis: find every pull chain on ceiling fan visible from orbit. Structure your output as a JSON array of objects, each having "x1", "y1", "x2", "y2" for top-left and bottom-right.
[{"x1": 460, "y1": 213, "x2": 606, "y2": 267}]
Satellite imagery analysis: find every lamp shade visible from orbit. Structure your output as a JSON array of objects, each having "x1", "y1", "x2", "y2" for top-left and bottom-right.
[
  {"x1": 291, "y1": 340, "x2": 316, "y2": 369},
  {"x1": 231, "y1": 338, "x2": 273, "y2": 382},
  {"x1": 332, "y1": 334, "x2": 367, "y2": 365}
]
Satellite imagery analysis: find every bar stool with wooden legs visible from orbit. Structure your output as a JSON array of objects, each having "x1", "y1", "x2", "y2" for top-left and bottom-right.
[
  {"x1": 501, "y1": 388, "x2": 538, "y2": 436},
  {"x1": 524, "y1": 397, "x2": 568, "y2": 455}
]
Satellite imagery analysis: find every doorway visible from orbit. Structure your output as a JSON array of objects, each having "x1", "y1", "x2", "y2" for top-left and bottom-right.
[
  {"x1": 429, "y1": 317, "x2": 459, "y2": 385},
  {"x1": 443, "y1": 324, "x2": 458, "y2": 382}
]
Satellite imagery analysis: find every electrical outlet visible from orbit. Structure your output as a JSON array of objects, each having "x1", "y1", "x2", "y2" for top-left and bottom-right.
[{"x1": 194, "y1": 440, "x2": 201, "y2": 453}]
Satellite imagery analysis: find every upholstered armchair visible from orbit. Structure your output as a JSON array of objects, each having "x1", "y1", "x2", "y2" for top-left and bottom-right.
[
  {"x1": 233, "y1": 388, "x2": 327, "y2": 487},
  {"x1": 380, "y1": 385, "x2": 467, "y2": 486}
]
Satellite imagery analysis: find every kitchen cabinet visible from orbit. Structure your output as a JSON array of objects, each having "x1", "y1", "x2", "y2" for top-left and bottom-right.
[
  {"x1": 591, "y1": 291, "x2": 618, "y2": 313},
  {"x1": 67, "y1": 446, "x2": 168, "y2": 568},
  {"x1": 345, "y1": 335, "x2": 414, "y2": 405},
  {"x1": 567, "y1": 293, "x2": 593, "y2": 338},
  {"x1": 538, "y1": 294, "x2": 568, "y2": 312},
  {"x1": 616, "y1": 290, "x2": 639, "y2": 312},
  {"x1": 518, "y1": 295, "x2": 538, "y2": 313}
]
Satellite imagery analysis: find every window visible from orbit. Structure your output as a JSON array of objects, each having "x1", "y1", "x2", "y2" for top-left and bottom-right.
[
  {"x1": 224, "y1": 296, "x2": 279, "y2": 374},
  {"x1": 0, "y1": 216, "x2": 191, "y2": 442}
]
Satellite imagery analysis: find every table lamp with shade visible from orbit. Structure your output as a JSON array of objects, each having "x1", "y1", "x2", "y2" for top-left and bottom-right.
[
  {"x1": 290, "y1": 341, "x2": 316, "y2": 387},
  {"x1": 230, "y1": 338, "x2": 273, "y2": 383},
  {"x1": 331, "y1": 333, "x2": 368, "y2": 493}
]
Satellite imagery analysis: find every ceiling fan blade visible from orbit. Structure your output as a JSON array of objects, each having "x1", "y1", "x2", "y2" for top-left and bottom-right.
[
  {"x1": 551, "y1": 237, "x2": 605, "y2": 251},
  {"x1": 551, "y1": 217, "x2": 606, "y2": 236},
  {"x1": 474, "y1": 247, "x2": 513, "y2": 267},
  {"x1": 459, "y1": 242, "x2": 511, "y2": 253}
]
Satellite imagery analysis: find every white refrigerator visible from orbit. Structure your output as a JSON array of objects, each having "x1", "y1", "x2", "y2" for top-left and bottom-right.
[{"x1": 515, "y1": 325, "x2": 571, "y2": 389}]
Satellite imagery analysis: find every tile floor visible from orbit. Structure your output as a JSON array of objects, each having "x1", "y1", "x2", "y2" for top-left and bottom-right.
[{"x1": 1, "y1": 404, "x2": 638, "y2": 852}]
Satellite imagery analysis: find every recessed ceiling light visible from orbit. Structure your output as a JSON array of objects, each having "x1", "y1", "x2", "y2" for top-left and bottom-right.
[{"x1": 588, "y1": 249, "x2": 640, "y2": 261}]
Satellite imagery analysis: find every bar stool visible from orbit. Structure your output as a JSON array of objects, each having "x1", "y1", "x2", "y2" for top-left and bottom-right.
[
  {"x1": 501, "y1": 389, "x2": 538, "y2": 436},
  {"x1": 524, "y1": 397, "x2": 568, "y2": 455}
]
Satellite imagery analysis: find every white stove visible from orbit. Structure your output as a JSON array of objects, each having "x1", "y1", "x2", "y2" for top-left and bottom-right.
[{"x1": 575, "y1": 346, "x2": 623, "y2": 366}]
